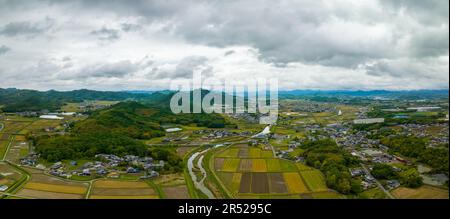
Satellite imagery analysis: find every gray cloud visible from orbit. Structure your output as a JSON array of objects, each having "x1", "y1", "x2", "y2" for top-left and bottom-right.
[
  {"x1": 0, "y1": 0, "x2": 448, "y2": 90},
  {"x1": 90, "y1": 27, "x2": 120, "y2": 41},
  {"x1": 0, "y1": 45, "x2": 11, "y2": 55},
  {"x1": 44, "y1": 0, "x2": 447, "y2": 68},
  {"x1": 152, "y1": 56, "x2": 212, "y2": 79},
  {"x1": 121, "y1": 23, "x2": 142, "y2": 32},
  {"x1": 60, "y1": 60, "x2": 138, "y2": 79},
  {"x1": 0, "y1": 17, "x2": 54, "y2": 37}
]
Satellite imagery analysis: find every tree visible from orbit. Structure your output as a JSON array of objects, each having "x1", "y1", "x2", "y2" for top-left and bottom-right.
[{"x1": 371, "y1": 164, "x2": 396, "y2": 180}]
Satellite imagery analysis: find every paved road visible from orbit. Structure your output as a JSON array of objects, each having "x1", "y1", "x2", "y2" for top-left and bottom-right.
[{"x1": 361, "y1": 164, "x2": 395, "y2": 199}]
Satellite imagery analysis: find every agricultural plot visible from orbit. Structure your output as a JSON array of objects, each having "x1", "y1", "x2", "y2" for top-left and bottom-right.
[
  {"x1": 90, "y1": 179, "x2": 158, "y2": 199},
  {"x1": 0, "y1": 139, "x2": 10, "y2": 159},
  {"x1": 267, "y1": 159, "x2": 281, "y2": 172},
  {"x1": 1, "y1": 121, "x2": 32, "y2": 134},
  {"x1": 248, "y1": 148, "x2": 261, "y2": 158},
  {"x1": 162, "y1": 185, "x2": 190, "y2": 199},
  {"x1": 300, "y1": 170, "x2": 327, "y2": 192},
  {"x1": 17, "y1": 172, "x2": 88, "y2": 199},
  {"x1": 392, "y1": 185, "x2": 449, "y2": 199},
  {"x1": 251, "y1": 159, "x2": 267, "y2": 172},
  {"x1": 0, "y1": 162, "x2": 23, "y2": 188},
  {"x1": 283, "y1": 172, "x2": 309, "y2": 194},
  {"x1": 19, "y1": 119, "x2": 62, "y2": 135},
  {"x1": 220, "y1": 158, "x2": 240, "y2": 172},
  {"x1": 5, "y1": 137, "x2": 30, "y2": 163},
  {"x1": 152, "y1": 173, "x2": 190, "y2": 199},
  {"x1": 217, "y1": 148, "x2": 240, "y2": 158},
  {"x1": 213, "y1": 144, "x2": 330, "y2": 198}
]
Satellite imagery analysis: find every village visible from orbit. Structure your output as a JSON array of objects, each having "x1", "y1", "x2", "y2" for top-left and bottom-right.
[{"x1": 20, "y1": 153, "x2": 164, "y2": 180}]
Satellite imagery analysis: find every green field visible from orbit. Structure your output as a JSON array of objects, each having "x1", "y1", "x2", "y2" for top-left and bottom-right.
[{"x1": 212, "y1": 143, "x2": 333, "y2": 198}]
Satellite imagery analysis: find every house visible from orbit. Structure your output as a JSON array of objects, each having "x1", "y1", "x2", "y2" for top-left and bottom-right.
[
  {"x1": 0, "y1": 185, "x2": 8, "y2": 192},
  {"x1": 350, "y1": 168, "x2": 365, "y2": 177},
  {"x1": 107, "y1": 172, "x2": 120, "y2": 178},
  {"x1": 51, "y1": 162, "x2": 63, "y2": 169},
  {"x1": 386, "y1": 180, "x2": 400, "y2": 190},
  {"x1": 81, "y1": 168, "x2": 91, "y2": 176},
  {"x1": 126, "y1": 167, "x2": 139, "y2": 173}
]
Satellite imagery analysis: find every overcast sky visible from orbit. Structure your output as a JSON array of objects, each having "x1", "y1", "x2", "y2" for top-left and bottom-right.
[{"x1": 0, "y1": 0, "x2": 448, "y2": 91}]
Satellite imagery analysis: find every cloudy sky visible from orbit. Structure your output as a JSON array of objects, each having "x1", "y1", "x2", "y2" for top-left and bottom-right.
[{"x1": 0, "y1": 0, "x2": 448, "y2": 91}]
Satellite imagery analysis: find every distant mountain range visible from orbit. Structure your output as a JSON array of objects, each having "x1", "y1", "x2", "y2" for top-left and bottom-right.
[
  {"x1": 1, "y1": 87, "x2": 448, "y2": 112},
  {"x1": 278, "y1": 89, "x2": 449, "y2": 100}
]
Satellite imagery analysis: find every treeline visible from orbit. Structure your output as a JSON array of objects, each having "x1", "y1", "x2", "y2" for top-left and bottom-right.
[
  {"x1": 381, "y1": 136, "x2": 449, "y2": 175},
  {"x1": 300, "y1": 139, "x2": 362, "y2": 194}
]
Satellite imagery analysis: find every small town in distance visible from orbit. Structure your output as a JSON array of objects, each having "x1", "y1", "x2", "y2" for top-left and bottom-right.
[{"x1": 0, "y1": 89, "x2": 448, "y2": 199}]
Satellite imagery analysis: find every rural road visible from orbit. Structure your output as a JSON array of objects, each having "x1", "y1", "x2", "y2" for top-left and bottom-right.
[{"x1": 361, "y1": 164, "x2": 395, "y2": 199}]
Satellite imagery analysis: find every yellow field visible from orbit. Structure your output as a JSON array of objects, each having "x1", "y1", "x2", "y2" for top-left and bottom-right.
[
  {"x1": 24, "y1": 182, "x2": 87, "y2": 194},
  {"x1": 392, "y1": 185, "x2": 449, "y2": 199},
  {"x1": 90, "y1": 195, "x2": 159, "y2": 199},
  {"x1": 221, "y1": 158, "x2": 240, "y2": 172},
  {"x1": 218, "y1": 148, "x2": 240, "y2": 158},
  {"x1": 14, "y1": 135, "x2": 26, "y2": 141},
  {"x1": 251, "y1": 159, "x2": 267, "y2": 172},
  {"x1": 231, "y1": 173, "x2": 242, "y2": 192},
  {"x1": 93, "y1": 180, "x2": 149, "y2": 189},
  {"x1": 266, "y1": 159, "x2": 281, "y2": 172},
  {"x1": 249, "y1": 148, "x2": 261, "y2": 158},
  {"x1": 283, "y1": 172, "x2": 309, "y2": 194},
  {"x1": 260, "y1": 151, "x2": 273, "y2": 158},
  {"x1": 300, "y1": 170, "x2": 327, "y2": 192}
]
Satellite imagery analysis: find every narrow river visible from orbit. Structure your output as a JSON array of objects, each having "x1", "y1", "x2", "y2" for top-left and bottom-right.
[
  {"x1": 187, "y1": 125, "x2": 270, "y2": 198},
  {"x1": 187, "y1": 148, "x2": 215, "y2": 199}
]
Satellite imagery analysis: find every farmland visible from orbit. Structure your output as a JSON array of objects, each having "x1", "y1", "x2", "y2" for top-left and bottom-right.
[
  {"x1": 392, "y1": 185, "x2": 449, "y2": 199},
  {"x1": 89, "y1": 179, "x2": 159, "y2": 199},
  {"x1": 16, "y1": 168, "x2": 88, "y2": 199},
  {"x1": 212, "y1": 143, "x2": 334, "y2": 199}
]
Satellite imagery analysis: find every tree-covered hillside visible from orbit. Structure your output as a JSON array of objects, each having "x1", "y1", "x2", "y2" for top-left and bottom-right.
[{"x1": 34, "y1": 101, "x2": 232, "y2": 161}]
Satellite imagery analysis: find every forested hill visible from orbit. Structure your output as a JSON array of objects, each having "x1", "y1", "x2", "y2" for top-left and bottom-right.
[
  {"x1": 73, "y1": 101, "x2": 231, "y2": 139},
  {"x1": 34, "y1": 101, "x2": 232, "y2": 161},
  {"x1": 0, "y1": 88, "x2": 153, "y2": 112}
]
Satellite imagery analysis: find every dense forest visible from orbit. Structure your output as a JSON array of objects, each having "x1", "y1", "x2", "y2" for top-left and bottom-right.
[{"x1": 299, "y1": 139, "x2": 362, "y2": 194}]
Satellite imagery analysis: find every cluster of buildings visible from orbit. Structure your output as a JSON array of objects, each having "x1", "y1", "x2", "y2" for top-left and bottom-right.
[
  {"x1": 21, "y1": 153, "x2": 163, "y2": 179},
  {"x1": 398, "y1": 123, "x2": 449, "y2": 147},
  {"x1": 194, "y1": 129, "x2": 252, "y2": 139}
]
